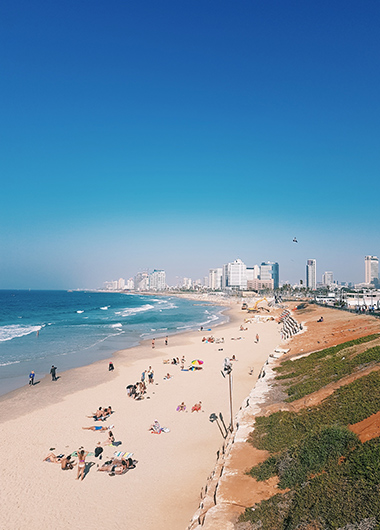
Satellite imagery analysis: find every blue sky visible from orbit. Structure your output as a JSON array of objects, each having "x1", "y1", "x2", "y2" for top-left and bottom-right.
[{"x1": 1, "y1": 1, "x2": 379, "y2": 288}]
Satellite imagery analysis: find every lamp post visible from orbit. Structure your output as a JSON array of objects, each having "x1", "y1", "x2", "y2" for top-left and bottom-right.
[{"x1": 221, "y1": 358, "x2": 234, "y2": 432}]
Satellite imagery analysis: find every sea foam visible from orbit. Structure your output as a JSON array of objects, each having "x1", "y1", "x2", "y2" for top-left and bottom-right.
[{"x1": 0, "y1": 324, "x2": 42, "y2": 342}]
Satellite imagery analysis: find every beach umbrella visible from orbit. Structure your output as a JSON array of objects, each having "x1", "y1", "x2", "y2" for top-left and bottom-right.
[{"x1": 191, "y1": 360, "x2": 204, "y2": 366}]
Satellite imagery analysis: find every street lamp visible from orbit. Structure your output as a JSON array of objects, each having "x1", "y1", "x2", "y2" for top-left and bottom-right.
[{"x1": 221, "y1": 357, "x2": 234, "y2": 432}]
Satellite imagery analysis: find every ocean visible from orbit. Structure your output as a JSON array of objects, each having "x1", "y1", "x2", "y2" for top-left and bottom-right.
[{"x1": 0, "y1": 290, "x2": 227, "y2": 396}]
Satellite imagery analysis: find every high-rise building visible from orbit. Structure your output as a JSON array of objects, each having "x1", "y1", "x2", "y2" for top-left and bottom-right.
[
  {"x1": 322, "y1": 271, "x2": 333, "y2": 286},
  {"x1": 306, "y1": 259, "x2": 317, "y2": 290},
  {"x1": 182, "y1": 277, "x2": 192, "y2": 289},
  {"x1": 149, "y1": 270, "x2": 166, "y2": 291},
  {"x1": 260, "y1": 262, "x2": 279, "y2": 289},
  {"x1": 134, "y1": 271, "x2": 149, "y2": 291},
  {"x1": 246, "y1": 265, "x2": 260, "y2": 281},
  {"x1": 222, "y1": 258, "x2": 247, "y2": 290},
  {"x1": 125, "y1": 278, "x2": 134, "y2": 290},
  {"x1": 365, "y1": 256, "x2": 379, "y2": 284},
  {"x1": 118, "y1": 278, "x2": 125, "y2": 290},
  {"x1": 209, "y1": 268, "x2": 223, "y2": 290}
]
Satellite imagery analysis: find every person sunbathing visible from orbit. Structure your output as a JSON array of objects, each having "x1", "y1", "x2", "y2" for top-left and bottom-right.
[
  {"x1": 82, "y1": 424, "x2": 114, "y2": 432},
  {"x1": 163, "y1": 373, "x2": 172, "y2": 380},
  {"x1": 149, "y1": 420, "x2": 162, "y2": 434},
  {"x1": 176, "y1": 402, "x2": 186, "y2": 412},
  {"x1": 100, "y1": 430, "x2": 115, "y2": 446},
  {"x1": 43, "y1": 452, "x2": 64, "y2": 463},
  {"x1": 88, "y1": 407, "x2": 104, "y2": 420},
  {"x1": 191, "y1": 401, "x2": 202, "y2": 413},
  {"x1": 97, "y1": 458, "x2": 133, "y2": 475}
]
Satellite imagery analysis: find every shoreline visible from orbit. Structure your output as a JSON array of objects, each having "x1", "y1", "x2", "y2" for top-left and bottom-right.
[
  {"x1": 0, "y1": 292, "x2": 229, "y2": 400},
  {"x1": 0, "y1": 300, "x2": 281, "y2": 530},
  {"x1": 0, "y1": 302, "x2": 233, "y2": 418}
]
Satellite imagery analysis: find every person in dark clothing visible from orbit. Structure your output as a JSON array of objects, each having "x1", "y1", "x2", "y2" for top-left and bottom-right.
[{"x1": 50, "y1": 365, "x2": 57, "y2": 381}]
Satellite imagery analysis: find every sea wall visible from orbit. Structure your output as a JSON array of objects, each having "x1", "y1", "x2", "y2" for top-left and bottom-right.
[{"x1": 187, "y1": 354, "x2": 280, "y2": 530}]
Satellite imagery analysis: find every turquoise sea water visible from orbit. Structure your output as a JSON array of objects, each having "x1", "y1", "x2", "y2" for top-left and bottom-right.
[{"x1": 0, "y1": 290, "x2": 226, "y2": 396}]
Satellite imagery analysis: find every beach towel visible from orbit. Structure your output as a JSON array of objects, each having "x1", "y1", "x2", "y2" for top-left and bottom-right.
[{"x1": 113, "y1": 451, "x2": 133, "y2": 459}]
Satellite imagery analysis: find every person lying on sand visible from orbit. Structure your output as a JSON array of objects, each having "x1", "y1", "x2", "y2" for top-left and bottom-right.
[
  {"x1": 191, "y1": 402, "x2": 202, "y2": 413},
  {"x1": 82, "y1": 424, "x2": 114, "y2": 432},
  {"x1": 176, "y1": 402, "x2": 186, "y2": 412},
  {"x1": 43, "y1": 452, "x2": 64, "y2": 463},
  {"x1": 163, "y1": 373, "x2": 172, "y2": 380},
  {"x1": 97, "y1": 458, "x2": 134, "y2": 475}
]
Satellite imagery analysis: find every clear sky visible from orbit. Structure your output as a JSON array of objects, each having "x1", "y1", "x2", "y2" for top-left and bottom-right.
[{"x1": 1, "y1": 1, "x2": 379, "y2": 289}]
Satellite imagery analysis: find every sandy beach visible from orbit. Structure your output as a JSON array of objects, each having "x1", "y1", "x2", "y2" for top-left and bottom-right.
[{"x1": 0, "y1": 300, "x2": 281, "y2": 530}]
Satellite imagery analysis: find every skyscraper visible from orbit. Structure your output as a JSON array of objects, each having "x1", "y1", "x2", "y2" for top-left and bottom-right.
[
  {"x1": 365, "y1": 256, "x2": 379, "y2": 284},
  {"x1": 149, "y1": 270, "x2": 166, "y2": 291},
  {"x1": 260, "y1": 262, "x2": 279, "y2": 289},
  {"x1": 209, "y1": 268, "x2": 223, "y2": 290},
  {"x1": 306, "y1": 259, "x2": 317, "y2": 290},
  {"x1": 222, "y1": 258, "x2": 247, "y2": 290},
  {"x1": 322, "y1": 271, "x2": 333, "y2": 286}
]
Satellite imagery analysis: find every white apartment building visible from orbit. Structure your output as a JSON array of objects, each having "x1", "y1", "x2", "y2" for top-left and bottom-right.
[
  {"x1": 246, "y1": 265, "x2": 260, "y2": 281},
  {"x1": 222, "y1": 258, "x2": 247, "y2": 290},
  {"x1": 149, "y1": 270, "x2": 166, "y2": 291},
  {"x1": 209, "y1": 268, "x2": 223, "y2": 290},
  {"x1": 118, "y1": 278, "x2": 125, "y2": 290},
  {"x1": 322, "y1": 271, "x2": 333, "y2": 286},
  {"x1": 306, "y1": 259, "x2": 317, "y2": 290},
  {"x1": 134, "y1": 272, "x2": 149, "y2": 291},
  {"x1": 182, "y1": 277, "x2": 192, "y2": 289},
  {"x1": 125, "y1": 278, "x2": 134, "y2": 290},
  {"x1": 365, "y1": 256, "x2": 379, "y2": 284}
]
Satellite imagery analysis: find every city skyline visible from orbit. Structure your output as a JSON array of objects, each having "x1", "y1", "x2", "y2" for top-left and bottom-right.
[
  {"x1": 101, "y1": 253, "x2": 379, "y2": 292},
  {"x1": 1, "y1": 1, "x2": 380, "y2": 290}
]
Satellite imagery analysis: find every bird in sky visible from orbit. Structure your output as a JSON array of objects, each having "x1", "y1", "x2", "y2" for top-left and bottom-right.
[{"x1": 293, "y1": 237, "x2": 298, "y2": 243}]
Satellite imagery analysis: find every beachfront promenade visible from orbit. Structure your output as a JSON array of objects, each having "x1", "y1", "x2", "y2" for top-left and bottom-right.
[{"x1": 0, "y1": 300, "x2": 282, "y2": 529}]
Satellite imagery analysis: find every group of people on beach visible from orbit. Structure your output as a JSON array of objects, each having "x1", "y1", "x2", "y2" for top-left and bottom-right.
[{"x1": 44, "y1": 399, "x2": 135, "y2": 479}]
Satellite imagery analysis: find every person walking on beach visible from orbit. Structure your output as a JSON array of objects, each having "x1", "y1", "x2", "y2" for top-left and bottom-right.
[
  {"x1": 141, "y1": 370, "x2": 146, "y2": 383},
  {"x1": 165, "y1": 336, "x2": 168, "y2": 346},
  {"x1": 148, "y1": 367, "x2": 154, "y2": 384},
  {"x1": 255, "y1": 334, "x2": 259, "y2": 343},
  {"x1": 108, "y1": 361, "x2": 114, "y2": 371},
  {"x1": 50, "y1": 365, "x2": 57, "y2": 381},
  {"x1": 29, "y1": 371, "x2": 35, "y2": 385}
]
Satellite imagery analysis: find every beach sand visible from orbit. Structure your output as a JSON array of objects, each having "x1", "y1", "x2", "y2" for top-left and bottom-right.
[{"x1": 0, "y1": 302, "x2": 281, "y2": 530}]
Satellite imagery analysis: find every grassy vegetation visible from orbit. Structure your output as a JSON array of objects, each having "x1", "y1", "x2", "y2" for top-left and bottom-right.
[
  {"x1": 250, "y1": 370, "x2": 380, "y2": 453},
  {"x1": 240, "y1": 340, "x2": 380, "y2": 529},
  {"x1": 249, "y1": 425, "x2": 358, "y2": 489},
  {"x1": 274, "y1": 334, "x2": 380, "y2": 402}
]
